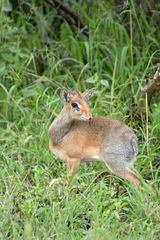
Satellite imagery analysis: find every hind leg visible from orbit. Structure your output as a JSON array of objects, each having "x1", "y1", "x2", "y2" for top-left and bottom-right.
[
  {"x1": 112, "y1": 167, "x2": 141, "y2": 187},
  {"x1": 103, "y1": 155, "x2": 141, "y2": 187}
]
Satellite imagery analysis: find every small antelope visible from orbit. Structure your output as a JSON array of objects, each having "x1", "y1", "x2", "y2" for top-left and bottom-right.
[{"x1": 48, "y1": 88, "x2": 141, "y2": 187}]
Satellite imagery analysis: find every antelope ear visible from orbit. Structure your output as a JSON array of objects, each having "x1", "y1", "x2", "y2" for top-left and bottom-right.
[
  {"x1": 83, "y1": 88, "x2": 96, "y2": 101},
  {"x1": 60, "y1": 89, "x2": 70, "y2": 102}
]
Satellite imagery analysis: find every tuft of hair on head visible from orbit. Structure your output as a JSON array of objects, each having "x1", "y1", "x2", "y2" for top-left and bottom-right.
[
  {"x1": 73, "y1": 89, "x2": 81, "y2": 97},
  {"x1": 60, "y1": 87, "x2": 96, "y2": 102}
]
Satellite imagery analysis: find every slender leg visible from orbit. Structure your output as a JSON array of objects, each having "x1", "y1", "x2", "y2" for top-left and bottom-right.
[
  {"x1": 104, "y1": 157, "x2": 141, "y2": 187},
  {"x1": 112, "y1": 167, "x2": 141, "y2": 187},
  {"x1": 66, "y1": 158, "x2": 80, "y2": 186}
]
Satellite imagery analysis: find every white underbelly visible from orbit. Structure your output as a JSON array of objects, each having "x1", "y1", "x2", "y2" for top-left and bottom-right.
[{"x1": 82, "y1": 155, "x2": 102, "y2": 162}]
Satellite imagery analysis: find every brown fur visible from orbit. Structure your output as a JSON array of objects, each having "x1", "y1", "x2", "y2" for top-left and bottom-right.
[{"x1": 49, "y1": 89, "x2": 141, "y2": 187}]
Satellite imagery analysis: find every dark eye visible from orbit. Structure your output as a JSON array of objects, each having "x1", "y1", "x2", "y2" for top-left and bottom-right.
[
  {"x1": 71, "y1": 102, "x2": 78, "y2": 108},
  {"x1": 71, "y1": 102, "x2": 80, "y2": 111}
]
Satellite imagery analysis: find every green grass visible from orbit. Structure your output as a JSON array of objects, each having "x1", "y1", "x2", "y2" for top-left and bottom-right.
[{"x1": 0, "y1": 1, "x2": 160, "y2": 239}]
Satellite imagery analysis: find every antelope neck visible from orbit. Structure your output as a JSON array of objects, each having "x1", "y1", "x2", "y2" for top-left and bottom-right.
[{"x1": 49, "y1": 107, "x2": 73, "y2": 145}]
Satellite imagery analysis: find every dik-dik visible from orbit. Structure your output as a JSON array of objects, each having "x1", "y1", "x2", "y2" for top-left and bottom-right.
[{"x1": 48, "y1": 88, "x2": 141, "y2": 187}]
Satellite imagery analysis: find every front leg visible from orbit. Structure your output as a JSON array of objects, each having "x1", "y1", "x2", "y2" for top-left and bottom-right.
[{"x1": 66, "y1": 158, "x2": 80, "y2": 186}]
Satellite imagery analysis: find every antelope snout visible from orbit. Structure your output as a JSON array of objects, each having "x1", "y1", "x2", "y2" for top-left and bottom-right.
[
  {"x1": 81, "y1": 111, "x2": 92, "y2": 120},
  {"x1": 88, "y1": 112, "x2": 92, "y2": 120}
]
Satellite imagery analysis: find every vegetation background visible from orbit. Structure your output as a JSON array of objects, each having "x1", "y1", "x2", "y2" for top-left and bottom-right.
[{"x1": 0, "y1": 0, "x2": 160, "y2": 239}]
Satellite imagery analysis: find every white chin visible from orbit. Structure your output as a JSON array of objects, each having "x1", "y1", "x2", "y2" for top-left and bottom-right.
[{"x1": 80, "y1": 117, "x2": 89, "y2": 121}]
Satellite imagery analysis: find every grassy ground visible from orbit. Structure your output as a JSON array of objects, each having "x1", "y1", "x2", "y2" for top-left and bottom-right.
[{"x1": 0, "y1": 1, "x2": 160, "y2": 239}]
